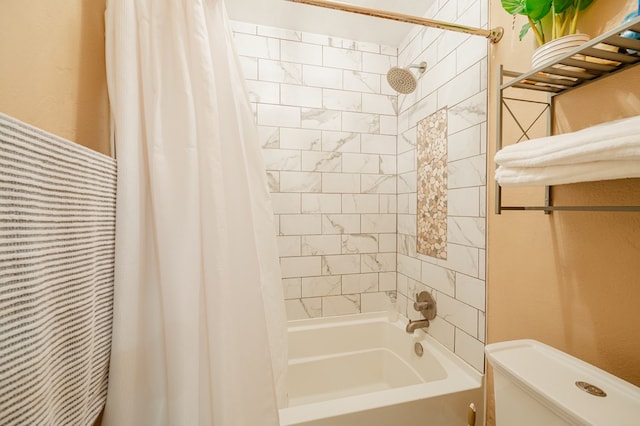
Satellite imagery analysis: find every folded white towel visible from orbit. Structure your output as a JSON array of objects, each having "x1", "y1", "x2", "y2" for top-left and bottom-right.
[
  {"x1": 495, "y1": 160, "x2": 640, "y2": 187},
  {"x1": 495, "y1": 115, "x2": 640, "y2": 168}
]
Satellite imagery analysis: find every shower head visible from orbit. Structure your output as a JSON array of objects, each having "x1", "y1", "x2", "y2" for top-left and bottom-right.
[{"x1": 386, "y1": 61, "x2": 427, "y2": 94}]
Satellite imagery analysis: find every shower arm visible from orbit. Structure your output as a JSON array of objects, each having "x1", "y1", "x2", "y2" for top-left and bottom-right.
[{"x1": 285, "y1": 0, "x2": 504, "y2": 44}]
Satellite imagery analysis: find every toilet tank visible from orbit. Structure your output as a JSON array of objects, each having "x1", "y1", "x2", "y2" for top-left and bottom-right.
[{"x1": 486, "y1": 339, "x2": 640, "y2": 426}]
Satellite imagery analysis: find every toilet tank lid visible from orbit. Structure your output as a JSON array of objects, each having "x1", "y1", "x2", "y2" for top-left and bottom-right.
[{"x1": 486, "y1": 339, "x2": 640, "y2": 426}]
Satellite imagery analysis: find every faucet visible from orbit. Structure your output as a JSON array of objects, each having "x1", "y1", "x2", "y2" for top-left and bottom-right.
[
  {"x1": 406, "y1": 319, "x2": 430, "y2": 333},
  {"x1": 405, "y1": 291, "x2": 437, "y2": 333}
]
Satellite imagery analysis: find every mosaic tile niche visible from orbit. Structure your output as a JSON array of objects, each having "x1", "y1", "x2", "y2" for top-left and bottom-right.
[{"x1": 417, "y1": 107, "x2": 448, "y2": 260}]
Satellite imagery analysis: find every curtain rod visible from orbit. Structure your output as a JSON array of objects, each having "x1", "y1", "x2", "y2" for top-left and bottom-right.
[{"x1": 285, "y1": 0, "x2": 504, "y2": 44}]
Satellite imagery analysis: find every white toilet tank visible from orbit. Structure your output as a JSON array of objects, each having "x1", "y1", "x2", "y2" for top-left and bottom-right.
[{"x1": 486, "y1": 339, "x2": 640, "y2": 426}]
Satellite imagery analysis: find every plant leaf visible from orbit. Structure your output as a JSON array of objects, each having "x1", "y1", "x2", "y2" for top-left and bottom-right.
[
  {"x1": 519, "y1": 22, "x2": 532, "y2": 40},
  {"x1": 502, "y1": 0, "x2": 525, "y2": 15},
  {"x1": 577, "y1": 0, "x2": 595, "y2": 11},
  {"x1": 524, "y1": 0, "x2": 552, "y2": 21},
  {"x1": 552, "y1": 0, "x2": 573, "y2": 14}
]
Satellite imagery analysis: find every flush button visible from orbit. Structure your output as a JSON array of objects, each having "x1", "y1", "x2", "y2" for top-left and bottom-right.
[{"x1": 575, "y1": 381, "x2": 607, "y2": 397}]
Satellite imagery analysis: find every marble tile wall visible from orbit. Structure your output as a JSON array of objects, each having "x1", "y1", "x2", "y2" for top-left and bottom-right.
[
  {"x1": 231, "y1": 21, "x2": 399, "y2": 320},
  {"x1": 396, "y1": 0, "x2": 488, "y2": 372},
  {"x1": 231, "y1": 0, "x2": 488, "y2": 373}
]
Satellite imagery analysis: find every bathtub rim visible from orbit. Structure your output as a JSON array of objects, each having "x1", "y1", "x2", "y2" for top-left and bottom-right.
[{"x1": 279, "y1": 312, "x2": 484, "y2": 425}]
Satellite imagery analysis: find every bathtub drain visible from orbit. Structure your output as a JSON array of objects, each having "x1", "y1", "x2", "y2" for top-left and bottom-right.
[{"x1": 414, "y1": 342, "x2": 424, "y2": 357}]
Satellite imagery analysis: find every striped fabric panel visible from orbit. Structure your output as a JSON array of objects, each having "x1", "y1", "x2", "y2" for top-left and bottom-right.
[{"x1": 0, "y1": 113, "x2": 116, "y2": 426}]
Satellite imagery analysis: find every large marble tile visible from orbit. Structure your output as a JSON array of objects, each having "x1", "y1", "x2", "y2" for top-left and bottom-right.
[
  {"x1": 301, "y1": 193, "x2": 342, "y2": 214},
  {"x1": 341, "y1": 234, "x2": 379, "y2": 254},
  {"x1": 456, "y1": 273, "x2": 486, "y2": 311},
  {"x1": 361, "y1": 292, "x2": 395, "y2": 313},
  {"x1": 397, "y1": 253, "x2": 421, "y2": 281},
  {"x1": 323, "y1": 295, "x2": 361, "y2": 316},
  {"x1": 257, "y1": 104, "x2": 300, "y2": 128},
  {"x1": 281, "y1": 84, "x2": 322, "y2": 108},
  {"x1": 361, "y1": 174, "x2": 396, "y2": 194},
  {"x1": 303, "y1": 64, "x2": 342, "y2": 89},
  {"x1": 279, "y1": 171, "x2": 321, "y2": 193},
  {"x1": 302, "y1": 235, "x2": 342, "y2": 256},
  {"x1": 361, "y1": 134, "x2": 396, "y2": 155},
  {"x1": 277, "y1": 236, "x2": 301, "y2": 257},
  {"x1": 448, "y1": 124, "x2": 481, "y2": 162},
  {"x1": 362, "y1": 52, "x2": 396, "y2": 74},
  {"x1": 280, "y1": 256, "x2": 322, "y2": 278},
  {"x1": 361, "y1": 93, "x2": 397, "y2": 116},
  {"x1": 322, "y1": 254, "x2": 361, "y2": 275},
  {"x1": 301, "y1": 151, "x2": 342, "y2": 172},
  {"x1": 341, "y1": 194, "x2": 379, "y2": 214},
  {"x1": 342, "y1": 273, "x2": 379, "y2": 294},
  {"x1": 448, "y1": 155, "x2": 486, "y2": 189},
  {"x1": 257, "y1": 126, "x2": 279, "y2": 149},
  {"x1": 379, "y1": 194, "x2": 397, "y2": 214},
  {"x1": 421, "y1": 261, "x2": 455, "y2": 297},
  {"x1": 246, "y1": 80, "x2": 280, "y2": 104},
  {"x1": 322, "y1": 173, "x2": 360, "y2": 193},
  {"x1": 343, "y1": 70, "x2": 381, "y2": 94},
  {"x1": 361, "y1": 214, "x2": 396, "y2": 233},
  {"x1": 321, "y1": 131, "x2": 361, "y2": 153},
  {"x1": 230, "y1": 20, "x2": 257, "y2": 35},
  {"x1": 323, "y1": 46, "x2": 362, "y2": 71},
  {"x1": 436, "y1": 292, "x2": 478, "y2": 337},
  {"x1": 270, "y1": 193, "x2": 301, "y2": 214},
  {"x1": 280, "y1": 128, "x2": 321, "y2": 151},
  {"x1": 281, "y1": 39, "x2": 322, "y2": 66},
  {"x1": 448, "y1": 216, "x2": 486, "y2": 249},
  {"x1": 447, "y1": 90, "x2": 486, "y2": 135},
  {"x1": 285, "y1": 298, "x2": 322, "y2": 320},
  {"x1": 379, "y1": 272, "x2": 396, "y2": 291},
  {"x1": 437, "y1": 243, "x2": 479, "y2": 277},
  {"x1": 322, "y1": 89, "x2": 362, "y2": 112},
  {"x1": 455, "y1": 330, "x2": 485, "y2": 373},
  {"x1": 302, "y1": 275, "x2": 342, "y2": 297},
  {"x1": 280, "y1": 214, "x2": 322, "y2": 236},
  {"x1": 437, "y1": 63, "x2": 481, "y2": 110},
  {"x1": 448, "y1": 187, "x2": 480, "y2": 217},
  {"x1": 342, "y1": 112, "x2": 380, "y2": 134},
  {"x1": 301, "y1": 108, "x2": 341, "y2": 131},
  {"x1": 362, "y1": 253, "x2": 396, "y2": 273},
  {"x1": 259, "y1": 59, "x2": 302, "y2": 84},
  {"x1": 397, "y1": 214, "x2": 417, "y2": 237},
  {"x1": 234, "y1": 33, "x2": 279, "y2": 59},
  {"x1": 322, "y1": 214, "x2": 361, "y2": 235},
  {"x1": 261, "y1": 149, "x2": 301, "y2": 171},
  {"x1": 282, "y1": 277, "x2": 301, "y2": 299},
  {"x1": 341, "y1": 153, "x2": 379, "y2": 174},
  {"x1": 378, "y1": 234, "x2": 396, "y2": 253}
]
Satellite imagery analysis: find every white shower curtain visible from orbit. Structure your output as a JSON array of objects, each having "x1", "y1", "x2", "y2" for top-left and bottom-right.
[{"x1": 103, "y1": 1, "x2": 287, "y2": 424}]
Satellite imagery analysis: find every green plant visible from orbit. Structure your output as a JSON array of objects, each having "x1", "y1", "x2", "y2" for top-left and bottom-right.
[{"x1": 502, "y1": 0, "x2": 595, "y2": 46}]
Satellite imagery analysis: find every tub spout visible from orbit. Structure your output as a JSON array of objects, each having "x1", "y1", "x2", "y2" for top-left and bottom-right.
[{"x1": 406, "y1": 319, "x2": 430, "y2": 333}]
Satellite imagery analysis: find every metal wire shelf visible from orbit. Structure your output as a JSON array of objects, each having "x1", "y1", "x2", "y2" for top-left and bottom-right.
[{"x1": 495, "y1": 17, "x2": 640, "y2": 214}]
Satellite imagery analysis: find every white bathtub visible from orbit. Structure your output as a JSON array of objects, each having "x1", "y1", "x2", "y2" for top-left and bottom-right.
[{"x1": 279, "y1": 312, "x2": 484, "y2": 426}]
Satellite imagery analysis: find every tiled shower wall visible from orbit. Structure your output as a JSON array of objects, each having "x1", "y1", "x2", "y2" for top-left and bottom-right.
[
  {"x1": 231, "y1": 0, "x2": 487, "y2": 371},
  {"x1": 395, "y1": 0, "x2": 488, "y2": 372},
  {"x1": 231, "y1": 21, "x2": 400, "y2": 320}
]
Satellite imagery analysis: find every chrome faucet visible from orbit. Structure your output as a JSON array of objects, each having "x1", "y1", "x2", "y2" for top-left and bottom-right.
[{"x1": 406, "y1": 319, "x2": 430, "y2": 333}]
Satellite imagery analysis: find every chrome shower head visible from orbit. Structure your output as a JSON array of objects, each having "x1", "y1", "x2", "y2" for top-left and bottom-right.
[{"x1": 386, "y1": 61, "x2": 427, "y2": 94}]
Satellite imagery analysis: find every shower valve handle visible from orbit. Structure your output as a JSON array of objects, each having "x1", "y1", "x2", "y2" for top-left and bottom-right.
[
  {"x1": 413, "y1": 301, "x2": 433, "y2": 311},
  {"x1": 413, "y1": 292, "x2": 437, "y2": 320}
]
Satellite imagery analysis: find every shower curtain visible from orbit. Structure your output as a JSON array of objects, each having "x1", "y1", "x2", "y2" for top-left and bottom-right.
[{"x1": 103, "y1": 1, "x2": 287, "y2": 424}]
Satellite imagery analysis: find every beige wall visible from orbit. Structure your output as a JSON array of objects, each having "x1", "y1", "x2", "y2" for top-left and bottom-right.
[
  {"x1": 0, "y1": 0, "x2": 110, "y2": 156},
  {"x1": 487, "y1": 0, "x2": 640, "y2": 424}
]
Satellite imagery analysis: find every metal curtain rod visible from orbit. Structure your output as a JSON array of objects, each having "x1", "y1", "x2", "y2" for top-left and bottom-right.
[{"x1": 286, "y1": 0, "x2": 504, "y2": 43}]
